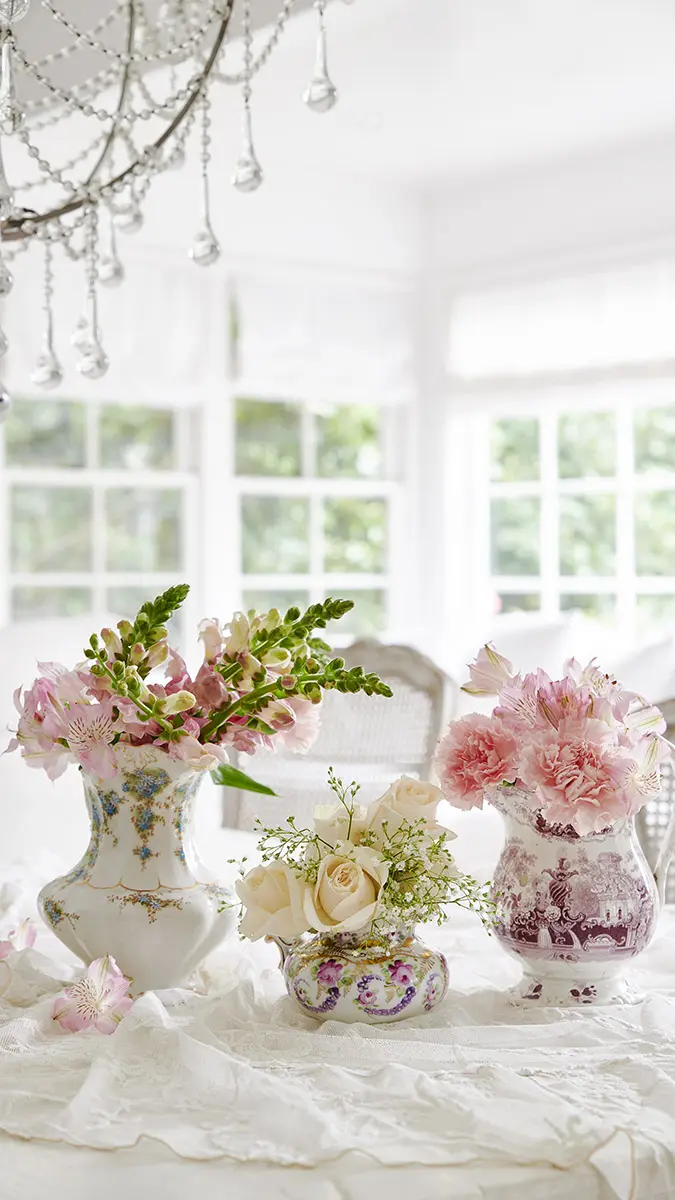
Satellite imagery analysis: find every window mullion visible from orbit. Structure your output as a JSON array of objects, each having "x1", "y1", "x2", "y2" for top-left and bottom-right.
[
  {"x1": 615, "y1": 403, "x2": 635, "y2": 639},
  {"x1": 539, "y1": 410, "x2": 558, "y2": 619}
]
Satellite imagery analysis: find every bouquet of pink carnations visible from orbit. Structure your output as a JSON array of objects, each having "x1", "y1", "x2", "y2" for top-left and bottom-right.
[
  {"x1": 434, "y1": 645, "x2": 670, "y2": 836},
  {"x1": 7, "y1": 584, "x2": 392, "y2": 786}
]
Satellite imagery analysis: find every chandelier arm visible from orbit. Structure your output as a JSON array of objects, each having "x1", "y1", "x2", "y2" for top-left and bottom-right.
[
  {"x1": 83, "y1": 0, "x2": 137, "y2": 187},
  {"x1": 1, "y1": 3, "x2": 234, "y2": 240}
]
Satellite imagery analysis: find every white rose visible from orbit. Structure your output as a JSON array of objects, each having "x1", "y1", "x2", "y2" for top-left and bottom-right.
[
  {"x1": 236, "y1": 861, "x2": 308, "y2": 941},
  {"x1": 303, "y1": 844, "x2": 388, "y2": 934},
  {"x1": 366, "y1": 775, "x2": 447, "y2": 841},
  {"x1": 313, "y1": 802, "x2": 369, "y2": 848}
]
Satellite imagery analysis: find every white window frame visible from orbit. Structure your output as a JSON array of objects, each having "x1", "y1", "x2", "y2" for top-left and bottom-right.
[
  {"x1": 230, "y1": 392, "x2": 407, "y2": 642},
  {"x1": 0, "y1": 394, "x2": 200, "y2": 635}
]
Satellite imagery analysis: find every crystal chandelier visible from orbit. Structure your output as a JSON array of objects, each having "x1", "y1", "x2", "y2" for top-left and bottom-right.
[{"x1": 0, "y1": 0, "x2": 343, "y2": 417}]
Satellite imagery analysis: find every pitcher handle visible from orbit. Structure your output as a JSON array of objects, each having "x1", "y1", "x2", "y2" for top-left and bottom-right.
[
  {"x1": 265, "y1": 934, "x2": 295, "y2": 970},
  {"x1": 654, "y1": 801, "x2": 675, "y2": 907}
]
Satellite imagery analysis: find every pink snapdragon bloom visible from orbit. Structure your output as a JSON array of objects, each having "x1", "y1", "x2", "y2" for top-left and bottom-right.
[
  {"x1": 462, "y1": 644, "x2": 514, "y2": 696},
  {"x1": 257, "y1": 698, "x2": 296, "y2": 732},
  {"x1": 52, "y1": 955, "x2": 133, "y2": 1034},
  {"x1": 519, "y1": 716, "x2": 637, "y2": 835},
  {"x1": 198, "y1": 617, "x2": 225, "y2": 662},
  {"x1": 192, "y1": 662, "x2": 230, "y2": 710},
  {"x1": 0, "y1": 919, "x2": 37, "y2": 959},
  {"x1": 273, "y1": 695, "x2": 322, "y2": 753},
  {"x1": 434, "y1": 714, "x2": 519, "y2": 809},
  {"x1": 158, "y1": 720, "x2": 227, "y2": 770}
]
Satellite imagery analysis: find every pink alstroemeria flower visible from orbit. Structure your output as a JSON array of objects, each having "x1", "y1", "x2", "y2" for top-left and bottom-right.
[
  {"x1": 43, "y1": 699, "x2": 119, "y2": 780},
  {"x1": 52, "y1": 955, "x2": 133, "y2": 1034},
  {"x1": 0, "y1": 918, "x2": 37, "y2": 959},
  {"x1": 462, "y1": 644, "x2": 514, "y2": 696}
]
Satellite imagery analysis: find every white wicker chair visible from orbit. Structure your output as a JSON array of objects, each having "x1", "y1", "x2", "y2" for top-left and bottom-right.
[
  {"x1": 226, "y1": 640, "x2": 450, "y2": 831},
  {"x1": 636, "y1": 699, "x2": 675, "y2": 904}
]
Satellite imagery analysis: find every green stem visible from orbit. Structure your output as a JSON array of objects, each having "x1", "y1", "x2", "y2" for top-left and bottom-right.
[{"x1": 99, "y1": 661, "x2": 173, "y2": 733}]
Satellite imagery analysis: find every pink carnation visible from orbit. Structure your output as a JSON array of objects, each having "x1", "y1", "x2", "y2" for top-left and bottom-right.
[
  {"x1": 434, "y1": 715, "x2": 519, "y2": 810},
  {"x1": 519, "y1": 716, "x2": 636, "y2": 835}
]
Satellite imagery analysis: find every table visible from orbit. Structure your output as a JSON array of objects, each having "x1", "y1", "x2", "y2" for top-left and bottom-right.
[{"x1": 1, "y1": 829, "x2": 675, "y2": 1200}]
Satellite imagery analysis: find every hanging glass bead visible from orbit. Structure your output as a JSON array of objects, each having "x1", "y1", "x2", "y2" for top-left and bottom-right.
[
  {"x1": 190, "y1": 94, "x2": 220, "y2": 266},
  {"x1": 232, "y1": 108, "x2": 263, "y2": 193},
  {"x1": 0, "y1": 35, "x2": 23, "y2": 133},
  {"x1": 0, "y1": 380, "x2": 10, "y2": 421},
  {"x1": 99, "y1": 215, "x2": 124, "y2": 287},
  {"x1": 0, "y1": 0, "x2": 30, "y2": 25},
  {"x1": 31, "y1": 346, "x2": 62, "y2": 389},
  {"x1": 0, "y1": 249, "x2": 12, "y2": 294},
  {"x1": 0, "y1": 324, "x2": 8, "y2": 356},
  {"x1": 0, "y1": 137, "x2": 13, "y2": 216},
  {"x1": 32, "y1": 240, "x2": 62, "y2": 389},
  {"x1": 190, "y1": 220, "x2": 220, "y2": 266},
  {"x1": 113, "y1": 201, "x2": 143, "y2": 234},
  {"x1": 76, "y1": 339, "x2": 109, "y2": 379},
  {"x1": 303, "y1": 1, "x2": 337, "y2": 113},
  {"x1": 71, "y1": 313, "x2": 91, "y2": 350}
]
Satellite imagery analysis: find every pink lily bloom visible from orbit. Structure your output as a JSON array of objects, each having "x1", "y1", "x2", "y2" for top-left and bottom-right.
[
  {"x1": 52, "y1": 955, "x2": 133, "y2": 1034},
  {"x1": 462, "y1": 644, "x2": 514, "y2": 696},
  {"x1": 0, "y1": 918, "x2": 37, "y2": 959}
]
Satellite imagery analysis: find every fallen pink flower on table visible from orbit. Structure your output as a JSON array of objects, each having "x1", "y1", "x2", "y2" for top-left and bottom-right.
[
  {"x1": 0, "y1": 918, "x2": 37, "y2": 960},
  {"x1": 52, "y1": 955, "x2": 133, "y2": 1034}
]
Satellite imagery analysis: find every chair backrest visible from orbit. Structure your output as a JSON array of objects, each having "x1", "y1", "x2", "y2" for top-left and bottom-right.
[
  {"x1": 230, "y1": 640, "x2": 450, "y2": 831},
  {"x1": 635, "y1": 698, "x2": 675, "y2": 905}
]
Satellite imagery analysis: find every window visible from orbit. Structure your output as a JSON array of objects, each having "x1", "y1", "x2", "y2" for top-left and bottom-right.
[
  {"x1": 486, "y1": 398, "x2": 675, "y2": 638},
  {"x1": 1, "y1": 397, "x2": 198, "y2": 635},
  {"x1": 234, "y1": 398, "x2": 398, "y2": 637}
]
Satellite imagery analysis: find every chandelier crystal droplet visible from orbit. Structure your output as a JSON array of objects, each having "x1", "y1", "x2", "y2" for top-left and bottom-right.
[{"x1": 0, "y1": 0, "x2": 349, "y2": 394}]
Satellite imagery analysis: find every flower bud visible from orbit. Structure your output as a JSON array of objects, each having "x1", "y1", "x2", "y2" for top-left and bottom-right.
[
  {"x1": 162, "y1": 690, "x2": 197, "y2": 715},
  {"x1": 262, "y1": 647, "x2": 292, "y2": 672},
  {"x1": 130, "y1": 643, "x2": 145, "y2": 664},
  {"x1": 101, "y1": 627, "x2": 123, "y2": 657},
  {"x1": 146, "y1": 641, "x2": 168, "y2": 669},
  {"x1": 117, "y1": 619, "x2": 134, "y2": 641}
]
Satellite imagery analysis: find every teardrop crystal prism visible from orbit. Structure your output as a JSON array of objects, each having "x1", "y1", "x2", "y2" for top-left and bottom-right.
[
  {"x1": 31, "y1": 346, "x2": 62, "y2": 389},
  {"x1": 71, "y1": 314, "x2": 91, "y2": 350},
  {"x1": 0, "y1": 38, "x2": 23, "y2": 133},
  {"x1": 0, "y1": 380, "x2": 10, "y2": 421},
  {"x1": 189, "y1": 220, "x2": 220, "y2": 267},
  {"x1": 303, "y1": 23, "x2": 337, "y2": 113},
  {"x1": 0, "y1": 325, "x2": 8, "y2": 356},
  {"x1": 0, "y1": 0, "x2": 30, "y2": 25},
  {"x1": 76, "y1": 339, "x2": 109, "y2": 380},
  {"x1": 113, "y1": 202, "x2": 143, "y2": 234},
  {"x1": 232, "y1": 108, "x2": 263, "y2": 193},
  {"x1": 98, "y1": 252, "x2": 124, "y2": 287},
  {"x1": 0, "y1": 254, "x2": 13, "y2": 295},
  {"x1": 303, "y1": 74, "x2": 337, "y2": 112},
  {"x1": 168, "y1": 145, "x2": 186, "y2": 171}
]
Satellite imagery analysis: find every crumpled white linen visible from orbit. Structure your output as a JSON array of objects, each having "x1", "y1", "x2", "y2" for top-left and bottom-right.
[{"x1": 1, "y1": 849, "x2": 675, "y2": 1200}]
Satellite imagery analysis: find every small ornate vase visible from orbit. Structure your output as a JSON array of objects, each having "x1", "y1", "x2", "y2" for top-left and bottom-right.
[
  {"x1": 269, "y1": 928, "x2": 449, "y2": 1024},
  {"x1": 489, "y1": 786, "x2": 660, "y2": 1006},
  {"x1": 38, "y1": 745, "x2": 235, "y2": 993}
]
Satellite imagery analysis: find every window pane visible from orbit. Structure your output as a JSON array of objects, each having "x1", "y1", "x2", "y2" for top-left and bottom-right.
[
  {"x1": 241, "y1": 496, "x2": 310, "y2": 573},
  {"x1": 100, "y1": 406, "x2": 175, "y2": 469},
  {"x1": 490, "y1": 497, "x2": 540, "y2": 575},
  {"x1": 323, "y1": 498, "x2": 388, "y2": 574},
  {"x1": 559, "y1": 495, "x2": 615, "y2": 575},
  {"x1": 105, "y1": 488, "x2": 182, "y2": 571},
  {"x1": 5, "y1": 398, "x2": 86, "y2": 467},
  {"x1": 635, "y1": 492, "x2": 675, "y2": 575},
  {"x1": 558, "y1": 412, "x2": 615, "y2": 478},
  {"x1": 635, "y1": 406, "x2": 675, "y2": 475},
  {"x1": 497, "y1": 592, "x2": 541, "y2": 614},
  {"x1": 11, "y1": 586, "x2": 92, "y2": 620},
  {"x1": 490, "y1": 418, "x2": 539, "y2": 482},
  {"x1": 636, "y1": 595, "x2": 675, "y2": 632},
  {"x1": 317, "y1": 405, "x2": 382, "y2": 478},
  {"x1": 11, "y1": 486, "x2": 92, "y2": 571},
  {"x1": 560, "y1": 594, "x2": 616, "y2": 619},
  {"x1": 332, "y1": 589, "x2": 386, "y2": 635},
  {"x1": 235, "y1": 398, "x2": 302, "y2": 477},
  {"x1": 242, "y1": 589, "x2": 310, "y2": 617}
]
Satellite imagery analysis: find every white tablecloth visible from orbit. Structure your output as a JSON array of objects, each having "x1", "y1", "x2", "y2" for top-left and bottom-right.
[{"x1": 1, "y1": 831, "x2": 675, "y2": 1200}]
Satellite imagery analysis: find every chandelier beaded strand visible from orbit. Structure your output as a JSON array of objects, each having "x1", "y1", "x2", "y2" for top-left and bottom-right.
[{"x1": 0, "y1": 0, "x2": 349, "y2": 416}]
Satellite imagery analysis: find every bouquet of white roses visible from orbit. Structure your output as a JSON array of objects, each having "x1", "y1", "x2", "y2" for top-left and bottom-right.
[{"x1": 236, "y1": 771, "x2": 494, "y2": 941}]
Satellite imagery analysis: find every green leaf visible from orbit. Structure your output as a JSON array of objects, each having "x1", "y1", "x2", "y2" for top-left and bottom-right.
[{"x1": 211, "y1": 764, "x2": 277, "y2": 796}]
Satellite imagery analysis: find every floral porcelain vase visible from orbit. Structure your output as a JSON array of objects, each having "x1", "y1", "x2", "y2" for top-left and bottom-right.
[
  {"x1": 38, "y1": 745, "x2": 235, "y2": 993},
  {"x1": 269, "y1": 928, "x2": 449, "y2": 1024},
  {"x1": 489, "y1": 785, "x2": 669, "y2": 1006}
]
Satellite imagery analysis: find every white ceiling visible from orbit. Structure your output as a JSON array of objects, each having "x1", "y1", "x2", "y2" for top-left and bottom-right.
[{"x1": 243, "y1": 0, "x2": 675, "y2": 183}]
